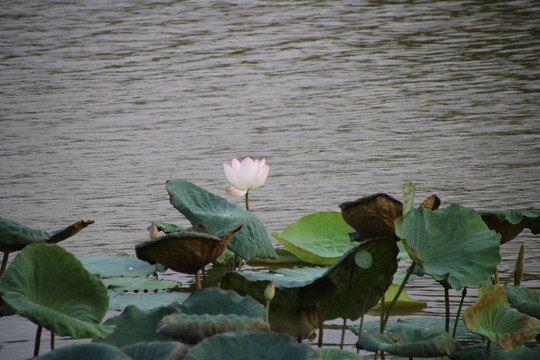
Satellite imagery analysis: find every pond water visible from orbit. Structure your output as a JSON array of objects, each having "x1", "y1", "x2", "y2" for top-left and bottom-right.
[{"x1": 1, "y1": 0, "x2": 539, "y2": 358}]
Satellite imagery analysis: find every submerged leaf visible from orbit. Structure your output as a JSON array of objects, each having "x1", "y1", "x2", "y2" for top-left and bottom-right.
[
  {"x1": 0, "y1": 243, "x2": 113, "y2": 338},
  {"x1": 395, "y1": 204, "x2": 501, "y2": 290},
  {"x1": 505, "y1": 285, "x2": 540, "y2": 319},
  {"x1": 157, "y1": 313, "x2": 270, "y2": 344},
  {"x1": 79, "y1": 254, "x2": 166, "y2": 278},
  {"x1": 314, "y1": 348, "x2": 367, "y2": 360},
  {"x1": 480, "y1": 210, "x2": 540, "y2": 244},
  {"x1": 102, "y1": 277, "x2": 180, "y2": 292},
  {"x1": 464, "y1": 284, "x2": 540, "y2": 350},
  {"x1": 271, "y1": 211, "x2": 356, "y2": 265},
  {"x1": 166, "y1": 179, "x2": 276, "y2": 260},
  {"x1": 356, "y1": 328, "x2": 456, "y2": 357}
]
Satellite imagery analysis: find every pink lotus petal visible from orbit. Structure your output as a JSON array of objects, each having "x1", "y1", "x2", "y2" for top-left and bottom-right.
[{"x1": 225, "y1": 186, "x2": 247, "y2": 196}]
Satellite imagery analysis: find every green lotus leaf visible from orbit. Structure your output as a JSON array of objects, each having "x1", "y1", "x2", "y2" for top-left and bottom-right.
[
  {"x1": 157, "y1": 313, "x2": 270, "y2": 344},
  {"x1": 78, "y1": 254, "x2": 166, "y2": 278},
  {"x1": 246, "y1": 248, "x2": 304, "y2": 266},
  {"x1": 94, "y1": 304, "x2": 178, "y2": 347},
  {"x1": 166, "y1": 179, "x2": 276, "y2": 260},
  {"x1": 108, "y1": 291, "x2": 190, "y2": 311},
  {"x1": 378, "y1": 283, "x2": 427, "y2": 309},
  {"x1": 395, "y1": 204, "x2": 501, "y2": 290},
  {"x1": 339, "y1": 193, "x2": 403, "y2": 242},
  {"x1": 179, "y1": 288, "x2": 265, "y2": 319},
  {"x1": 314, "y1": 348, "x2": 367, "y2": 360},
  {"x1": 34, "y1": 343, "x2": 131, "y2": 360},
  {"x1": 102, "y1": 277, "x2": 181, "y2": 292},
  {"x1": 149, "y1": 222, "x2": 184, "y2": 234},
  {"x1": 0, "y1": 243, "x2": 113, "y2": 338},
  {"x1": 356, "y1": 328, "x2": 456, "y2": 357},
  {"x1": 184, "y1": 331, "x2": 318, "y2": 360},
  {"x1": 221, "y1": 238, "x2": 398, "y2": 336},
  {"x1": 135, "y1": 223, "x2": 240, "y2": 274},
  {"x1": 0, "y1": 217, "x2": 93, "y2": 253},
  {"x1": 271, "y1": 211, "x2": 357, "y2": 265},
  {"x1": 450, "y1": 343, "x2": 540, "y2": 360},
  {"x1": 464, "y1": 284, "x2": 540, "y2": 350},
  {"x1": 480, "y1": 210, "x2": 540, "y2": 244},
  {"x1": 505, "y1": 285, "x2": 540, "y2": 319},
  {"x1": 122, "y1": 341, "x2": 188, "y2": 360}
]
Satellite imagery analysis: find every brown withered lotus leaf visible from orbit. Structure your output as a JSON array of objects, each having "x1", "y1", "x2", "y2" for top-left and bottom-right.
[
  {"x1": 135, "y1": 222, "x2": 242, "y2": 274},
  {"x1": 339, "y1": 193, "x2": 403, "y2": 242},
  {"x1": 479, "y1": 210, "x2": 540, "y2": 244},
  {"x1": 419, "y1": 194, "x2": 441, "y2": 210}
]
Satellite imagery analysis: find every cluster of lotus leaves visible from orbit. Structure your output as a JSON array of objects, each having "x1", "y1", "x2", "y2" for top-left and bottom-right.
[
  {"x1": 165, "y1": 179, "x2": 276, "y2": 260},
  {"x1": 221, "y1": 237, "x2": 398, "y2": 336}
]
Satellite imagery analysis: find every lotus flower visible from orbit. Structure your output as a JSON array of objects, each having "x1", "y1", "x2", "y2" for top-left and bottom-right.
[{"x1": 224, "y1": 157, "x2": 269, "y2": 210}]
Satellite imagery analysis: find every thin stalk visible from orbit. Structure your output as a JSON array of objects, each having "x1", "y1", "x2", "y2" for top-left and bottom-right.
[
  {"x1": 381, "y1": 263, "x2": 416, "y2": 330},
  {"x1": 444, "y1": 286, "x2": 450, "y2": 333},
  {"x1": 34, "y1": 325, "x2": 43, "y2": 357},
  {"x1": 265, "y1": 300, "x2": 270, "y2": 323},
  {"x1": 380, "y1": 292, "x2": 385, "y2": 333},
  {"x1": 340, "y1": 318, "x2": 347, "y2": 350},
  {"x1": 356, "y1": 314, "x2": 365, "y2": 354},
  {"x1": 486, "y1": 339, "x2": 491, "y2": 360},
  {"x1": 195, "y1": 271, "x2": 202, "y2": 292},
  {"x1": 245, "y1": 190, "x2": 250, "y2": 211},
  {"x1": 452, "y1": 287, "x2": 467, "y2": 338},
  {"x1": 317, "y1": 301, "x2": 324, "y2": 348},
  {"x1": 340, "y1": 265, "x2": 356, "y2": 350},
  {"x1": 0, "y1": 252, "x2": 8, "y2": 276},
  {"x1": 50, "y1": 331, "x2": 55, "y2": 350}
]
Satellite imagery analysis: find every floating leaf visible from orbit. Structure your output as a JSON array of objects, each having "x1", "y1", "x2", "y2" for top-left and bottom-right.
[
  {"x1": 450, "y1": 342, "x2": 540, "y2": 360},
  {"x1": 378, "y1": 283, "x2": 427, "y2": 309},
  {"x1": 179, "y1": 288, "x2": 265, "y2": 319},
  {"x1": 122, "y1": 341, "x2": 188, "y2": 360},
  {"x1": 464, "y1": 284, "x2": 540, "y2": 350},
  {"x1": 480, "y1": 210, "x2": 540, "y2": 244},
  {"x1": 339, "y1": 194, "x2": 403, "y2": 242},
  {"x1": 108, "y1": 291, "x2": 190, "y2": 311},
  {"x1": 184, "y1": 331, "x2": 318, "y2": 360},
  {"x1": 356, "y1": 328, "x2": 456, "y2": 357},
  {"x1": 149, "y1": 222, "x2": 184, "y2": 234},
  {"x1": 135, "y1": 223, "x2": 240, "y2": 274},
  {"x1": 34, "y1": 343, "x2": 131, "y2": 360},
  {"x1": 314, "y1": 348, "x2": 367, "y2": 360},
  {"x1": 78, "y1": 254, "x2": 166, "y2": 278},
  {"x1": 246, "y1": 248, "x2": 304, "y2": 266},
  {"x1": 395, "y1": 204, "x2": 501, "y2": 290},
  {"x1": 102, "y1": 277, "x2": 180, "y2": 292},
  {"x1": 157, "y1": 313, "x2": 270, "y2": 344},
  {"x1": 505, "y1": 285, "x2": 540, "y2": 319},
  {"x1": 94, "y1": 304, "x2": 178, "y2": 347},
  {"x1": 271, "y1": 211, "x2": 356, "y2": 265},
  {"x1": 166, "y1": 179, "x2": 276, "y2": 260},
  {"x1": 0, "y1": 243, "x2": 113, "y2": 338}
]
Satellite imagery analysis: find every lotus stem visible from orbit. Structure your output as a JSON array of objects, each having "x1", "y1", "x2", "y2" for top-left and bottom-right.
[
  {"x1": 265, "y1": 300, "x2": 270, "y2": 324},
  {"x1": 195, "y1": 271, "x2": 202, "y2": 292},
  {"x1": 486, "y1": 339, "x2": 491, "y2": 360},
  {"x1": 382, "y1": 262, "x2": 416, "y2": 330},
  {"x1": 317, "y1": 301, "x2": 324, "y2": 348},
  {"x1": 50, "y1": 331, "x2": 55, "y2": 350},
  {"x1": 34, "y1": 325, "x2": 43, "y2": 357},
  {"x1": 356, "y1": 314, "x2": 365, "y2": 354},
  {"x1": 0, "y1": 252, "x2": 8, "y2": 276},
  {"x1": 340, "y1": 317, "x2": 347, "y2": 350},
  {"x1": 444, "y1": 286, "x2": 450, "y2": 333},
  {"x1": 245, "y1": 190, "x2": 250, "y2": 211},
  {"x1": 380, "y1": 292, "x2": 385, "y2": 333},
  {"x1": 452, "y1": 287, "x2": 467, "y2": 338}
]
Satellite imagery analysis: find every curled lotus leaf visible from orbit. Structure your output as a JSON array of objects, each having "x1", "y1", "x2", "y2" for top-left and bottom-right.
[
  {"x1": 464, "y1": 284, "x2": 540, "y2": 350},
  {"x1": 157, "y1": 313, "x2": 270, "y2": 344},
  {"x1": 135, "y1": 222, "x2": 241, "y2": 274},
  {"x1": 356, "y1": 328, "x2": 456, "y2": 357},
  {"x1": 450, "y1": 343, "x2": 540, "y2": 360},
  {"x1": 395, "y1": 204, "x2": 501, "y2": 290},
  {"x1": 505, "y1": 285, "x2": 540, "y2": 319},
  {"x1": 0, "y1": 217, "x2": 93, "y2": 253},
  {"x1": 0, "y1": 243, "x2": 113, "y2": 338},
  {"x1": 314, "y1": 348, "x2": 367, "y2": 360},
  {"x1": 479, "y1": 210, "x2": 540, "y2": 244}
]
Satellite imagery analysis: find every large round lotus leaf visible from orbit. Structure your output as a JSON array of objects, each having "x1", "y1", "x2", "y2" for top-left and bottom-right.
[
  {"x1": 339, "y1": 194, "x2": 403, "y2": 242},
  {"x1": 271, "y1": 211, "x2": 356, "y2": 265},
  {"x1": 222, "y1": 238, "x2": 398, "y2": 321},
  {"x1": 0, "y1": 243, "x2": 113, "y2": 338},
  {"x1": 184, "y1": 331, "x2": 318, "y2": 360},
  {"x1": 480, "y1": 210, "x2": 540, "y2": 244},
  {"x1": 108, "y1": 291, "x2": 190, "y2": 311},
  {"x1": 464, "y1": 284, "x2": 540, "y2": 350},
  {"x1": 94, "y1": 305, "x2": 178, "y2": 347},
  {"x1": 356, "y1": 328, "x2": 456, "y2": 357},
  {"x1": 505, "y1": 285, "x2": 540, "y2": 319},
  {"x1": 135, "y1": 225, "x2": 237, "y2": 274},
  {"x1": 450, "y1": 343, "x2": 540, "y2": 360},
  {"x1": 166, "y1": 179, "x2": 276, "y2": 260},
  {"x1": 179, "y1": 288, "x2": 265, "y2": 319},
  {"x1": 157, "y1": 313, "x2": 270, "y2": 344},
  {"x1": 122, "y1": 341, "x2": 188, "y2": 360},
  {"x1": 314, "y1": 348, "x2": 367, "y2": 360},
  {"x1": 78, "y1": 253, "x2": 166, "y2": 278},
  {"x1": 34, "y1": 343, "x2": 130, "y2": 360},
  {"x1": 395, "y1": 204, "x2": 501, "y2": 290}
]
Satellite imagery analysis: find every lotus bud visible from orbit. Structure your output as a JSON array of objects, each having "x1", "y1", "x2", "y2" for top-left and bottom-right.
[
  {"x1": 149, "y1": 222, "x2": 159, "y2": 240},
  {"x1": 223, "y1": 157, "x2": 269, "y2": 196},
  {"x1": 264, "y1": 280, "x2": 275, "y2": 301}
]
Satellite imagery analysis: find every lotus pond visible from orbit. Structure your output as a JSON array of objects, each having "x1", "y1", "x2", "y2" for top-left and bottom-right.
[{"x1": 0, "y1": 180, "x2": 539, "y2": 360}]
